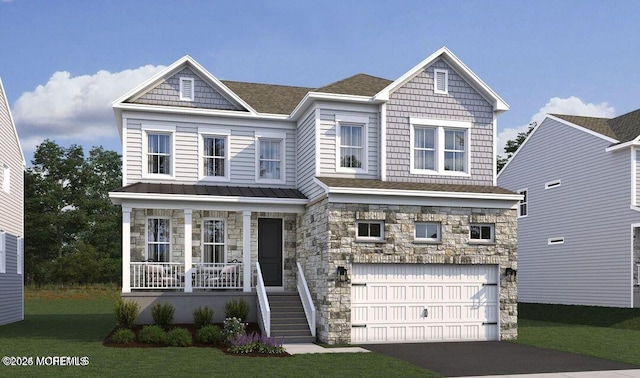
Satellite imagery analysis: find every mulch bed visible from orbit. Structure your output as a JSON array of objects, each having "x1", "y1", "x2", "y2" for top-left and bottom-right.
[{"x1": 103, "y1": 323, "x2": 290, "y2": 357}]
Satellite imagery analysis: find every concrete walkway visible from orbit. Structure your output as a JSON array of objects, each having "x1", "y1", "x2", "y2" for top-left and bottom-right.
[
  {"x1": 283, "y1": 343, "x2": 370, "y2": 354},
  {"x1": 461, "y1": 370, "x2": 640, "y2": 378}
]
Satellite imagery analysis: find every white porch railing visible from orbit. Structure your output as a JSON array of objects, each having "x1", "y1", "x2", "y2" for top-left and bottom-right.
[
  {"x1": 130, "y1": 262, "x2": 185, "y2": 290},
  {"x1": 255, "y1": 262, "x2": 271, "y2": 337},
  {"x1": 191, "y1": 262, "x2": 243, "y2": 290},
  {"x1": 296, "y1": 262, "x2": 316, "y2": 337}
]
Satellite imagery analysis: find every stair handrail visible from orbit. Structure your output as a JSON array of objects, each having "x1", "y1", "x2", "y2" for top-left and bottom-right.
[
  {"x1": 255, "y1": 262, "x2": 270, "y2": 337},
  {"x1": 296, "y1": 262, "x2": 316, "y2": 337}
]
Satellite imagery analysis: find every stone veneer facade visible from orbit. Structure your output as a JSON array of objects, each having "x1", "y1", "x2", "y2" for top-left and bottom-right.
[
  {"x1": 130, "y1": 209, "x2": 298, "y2": 290},
  {"x1": 297, "y1": 199, "x2": 518, "y2": 344}
]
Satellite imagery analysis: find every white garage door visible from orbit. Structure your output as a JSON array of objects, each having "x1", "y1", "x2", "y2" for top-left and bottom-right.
[{"x1": 351, "y1": 264, "x2": 499, "y2": 344}]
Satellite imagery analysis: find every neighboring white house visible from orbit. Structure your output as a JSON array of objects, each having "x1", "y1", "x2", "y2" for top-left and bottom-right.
[
  {"x1": 498, "y1": 111, "x2": 640, "y2": 308},
  {"x1": 0, "y1": 77, "x2": 25, "y2": 325},
  {"x1": 109, "y1": 47, "x2": 521, "y2": 344}
]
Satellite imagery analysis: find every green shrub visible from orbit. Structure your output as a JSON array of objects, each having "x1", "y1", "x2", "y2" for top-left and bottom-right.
[
  {"x1": 114, "y1": 299, "x2": 139, "y2": 329},
  {"x1": 151, "y1": 302, "x2": 175, "y2": 330},
  {"x1": 193, "y1": 306, "x2": 214, "y2": 329},
  {"x1": 197, "y1": 324, "x2": 222, "y2": 343},
  {"x1": 138, "y1": 325, "x2": 168, "y2": 344},
  {"x1": 167, "y1": 327, "x2": 193, "y2": 347},
  {"x1": 111, "y1": 328, "x2": 136, "y2": 344},
  {"x1": 223, "y1": 317, "x2": 246, "y2": 344},
  {"x1": 224, "y1": 298, "x2": 250, "y2": 320}
]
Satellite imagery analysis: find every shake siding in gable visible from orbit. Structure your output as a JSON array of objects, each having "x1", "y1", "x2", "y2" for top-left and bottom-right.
[
  {"x1": 296, "y1": 110, "x2": 323, "y2": 199},
  {"x1": 386, "y1": 59, "x2": 494, "y2": 185},
  {"x1": 0, "y1": 234, "x2": 23, "y2": 325},
  {"x1": 498, "y1": 118, "x2": 638, "y2": 307}
]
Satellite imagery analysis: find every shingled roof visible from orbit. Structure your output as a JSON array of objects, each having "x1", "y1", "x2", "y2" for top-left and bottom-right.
[
  {"x1": 553, "y1": 109, "x2": 640, "y2": 144},
  {"x1": 317, "y1": 177, "x2": 517, "y2": 195},
  {"x1": 315, "y1": 74, "x2": 392, "y2": 97}
]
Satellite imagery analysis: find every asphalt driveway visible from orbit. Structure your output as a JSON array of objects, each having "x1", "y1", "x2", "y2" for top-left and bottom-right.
[{"x1": 364, "y1": 341, "x2": 639, "y2": 377}]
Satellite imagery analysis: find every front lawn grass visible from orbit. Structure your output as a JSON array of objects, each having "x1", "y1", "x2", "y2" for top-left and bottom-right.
[
  {"x1": 517, "y1": 303, "x2": 640, "y2": 365},
  {"x1": 0, "y1": 286, "x2": 437, "y2": 377}
]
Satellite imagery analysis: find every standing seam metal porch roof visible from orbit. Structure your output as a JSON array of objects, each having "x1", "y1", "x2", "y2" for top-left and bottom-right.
[{"x1": 112, "y1": 182, "x2": 307, "y2": 199}]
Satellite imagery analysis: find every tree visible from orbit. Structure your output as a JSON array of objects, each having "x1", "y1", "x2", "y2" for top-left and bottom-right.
[{"x1": 497, "y1": 123, "x2": 536, "y2": 173}]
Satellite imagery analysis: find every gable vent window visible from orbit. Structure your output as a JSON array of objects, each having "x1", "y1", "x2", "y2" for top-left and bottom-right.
[
  {"x1": 180, "y1": 77, "x2": 194, "y2": 101},
  {"x1": 434, "y1": 69, "x2": 449, "y2": 94},
  {"x1": 545, "y1": 180, "x2": 561, "y2": 190},
  {"x1": 548, "y1": 237, "x2": 564, "y2": 245}
]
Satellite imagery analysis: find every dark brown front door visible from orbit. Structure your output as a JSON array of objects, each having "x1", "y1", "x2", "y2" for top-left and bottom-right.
[{"x1": 258, "y1": 218, "x2": 283, "y2": 286}]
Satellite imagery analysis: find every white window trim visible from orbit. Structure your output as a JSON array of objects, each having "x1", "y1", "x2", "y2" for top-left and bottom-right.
[
  {"x1": 469, "y1": 223, "x2": 495, "y2": 244},
  {"x1": 414, "y1": 222, "x2": 441, "y2": 243},
  {"x1": 255, "y1": 131, "x2": 287, "y2": 184},
  {"x1": 201, "y1": 218, "x2": 227, "y2": 264},
  {"x1": 356, "y1": 221, "x2": 385, "y2": 242},
  {"x1": 2, "y1": 164, "x2": 9, "y2": 194},
  {"x1": 0, "y1": 232, "x2": 5, "y2": 273},
  {"x1": 179, "y1": 77, "x2": 195, "y2": 101},
  {"x1": 198, "y1": 127, "x2": 231, "y2": 182},
  {"x1": 548, "y1": 237, "x2": 565, "y2": 245},
  {"x1": 336, "y1": 115, "x2": 369, "y2": 174},
  {"x1": 142, "y1": 125, "x2": 176, "y2": 179},
  {"x1": 17, "y1": 237, "x2": 22, "y2": 275},
  {"x1": 545, "y1": 180, "x2": 561, "y2": 190},
  {"x1": 434, "y1": 68, "x2": 449, "y2": 94},
  {"x1": 145, "y1": 217, "x2": 171, "y2": 262},
  {"x1": 517, "y1": 189, "x2": 528, "y2": 218},
  {"x1": 410, "y1": 118, "x2": 471, "y2": 177}
]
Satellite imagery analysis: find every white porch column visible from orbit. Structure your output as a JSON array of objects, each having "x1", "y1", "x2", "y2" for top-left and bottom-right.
[
  {"x1": 242, "y1": 210, "x2": 251, "y2": 292},
  {"x1": 122, "y1": 207, "x2": 131, "y2": 293},
  {"x1": 184, "y1": 209, "x2": 193, "y2": 293}
]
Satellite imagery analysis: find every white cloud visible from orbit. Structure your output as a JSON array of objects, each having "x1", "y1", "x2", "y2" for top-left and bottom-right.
[
  {"x1": 497, "y1": 96, "x2": 615, "y2": 155},
  {"x1": 13, "y1": 65, "x2": 165, "y2": 155}
]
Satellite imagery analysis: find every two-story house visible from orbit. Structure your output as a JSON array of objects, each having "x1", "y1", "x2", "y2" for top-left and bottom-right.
[
  {"x1": 498, "y1": 111, "x2": 640, "y2": 308},
  {"x1": 109, "y1": 47, "x2": 521, "y2": 344},
  {"x1": 0, "y1": 77, "x2": 25, "y2": 326}
]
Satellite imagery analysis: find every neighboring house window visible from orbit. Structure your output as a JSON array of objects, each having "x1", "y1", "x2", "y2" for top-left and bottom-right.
[
  {"x1": 180, "y1": 77, "x2": 194, "y2": 101},
  {"x1": 147, "y1": 218, "x2": 170, "y2": 262},
  {"x1": 202, "y1": 220, "x2": 225, "y2": 264},
  {"x1": 147, "y1": 133, "x2": 172, "y2": 175},
  {"x1": 415, "y1": 222, "x2": 440, "y2": 242},
  {"x1": 256, "y1": 132, "x2": 286, "y2": 183},
  {"x1": 470, "y1": 224, "x2": 494, "y2": 243},
  {"x1": 545, "y1": 180, "x2": 561, "y2": 190},
  {"x1": 2, "y1": 164, "x2": 9, "y2": 193},
  {"x1": 434, "y1": 69, "x2": 449, "y2": 94},
  {"x1": 203, "y1": 136, "x2": 227, "y2": 178},
  {"x1": 548, "y1": 237, "x2": 564, "y2": 245},
  {"x1": 336, "y1": 115, "x2": 369, "y2": 172},
  {"x1": 356, "y1": 221, "x2": 384, "y2": 242},
  {"x1": 17, "y1": 237, "x2": 22, "y2": 275},
  {"x1": 410, "y1": 118, "x2": 471, "y2": 175},
  {"x1": 0, "y1": 232, "x2": 5, "y2": 273},
  {"x1": 518, "y1": 189, "x2": 528, "y2": 218}
]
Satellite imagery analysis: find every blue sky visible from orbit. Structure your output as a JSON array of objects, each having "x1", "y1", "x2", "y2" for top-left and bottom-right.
[{"x1": 1, "y1": 0, "x2": 639, "y2": 164}]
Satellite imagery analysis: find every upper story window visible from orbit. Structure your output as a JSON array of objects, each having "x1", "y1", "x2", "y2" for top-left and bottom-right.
[
  {"x1": 356, "y1": 221, "x2": 384, "y2": 242},
  {"x1": 518, "y1": 189, "x2": 528, "y2": 217},
  {"x1": 415, "y1": 222, "x2": 440, "y2": 243},
  {"x1": 410, "y1": 118, "x2": 471, "y2": 176},
  {"x1": 434, "y1": 69, "x2": 449, "y2": 94},
  {"x1": 470, "y1": 224, "x2": 494, "y2": 244},
  {"x1": 256, "y1": 132, "x2": 286, "y2": 183},
  {"x1": 179, "y1": 77, "x2": 194, "y2": 101},
  {"x1": 336, "y1": 115, "x2": 369, "y2": 173},
  {"x1": 147, "y1": 218, "x2": 170, "y2": 262},
  {"x1": 204, "y1": 136, "x2": 226, "y2": 177},
  {"x1": 2, "y1": 164, "x2": 9, "y2": 193},
  {"x1": 143, "y1": 125, "x2": 175, "y2": 178},
  {"x1": 202, "y1": 219, "x2": 225, "y2": 263}
]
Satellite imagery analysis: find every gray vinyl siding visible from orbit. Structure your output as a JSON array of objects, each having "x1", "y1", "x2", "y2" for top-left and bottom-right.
[
  {"x1": 0, "y1": 233, "x2": 24, "y2": 325},
  {"x1": 133, "y1": 67, "x2": 241, "y2": 111},
  {"x1": 296, "y1": 109, "x2": 324, "y2": 199},
  {"x1": 317, "y1": 105, "x2": 379, "y2": 179},
  {"x1": 0, "y1": 81, "x2": 24, "y2": 237},
  {"x1": 124, "y1": 118, "x2": 297, "y2": 188},
  {"x1": 498, "y1": 118, "x2": 638, "y2": 307},
  {"x1": 386, "y1": 59, "x2": 494, "y2": 185}
]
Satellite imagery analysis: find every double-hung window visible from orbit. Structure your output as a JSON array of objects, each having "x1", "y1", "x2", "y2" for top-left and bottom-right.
[
  {"x1": 256, "y1": 132, "x2": 286, "y2": 183},
  {"x1": 410, "y1": 118, "x2": 471, "y2": 176},
  {"x1": 202, "y1": 220, "x2": 225, "y2": 263},
  {"x1": 470, "y1": 224, "x2": 494, "y2": 243},
  {"x1": 336, "y1": 115, "x2": 369, "y2": 172},
  {"x1": 518, "y1": 189, "x2": 528, "y2": 217},
  {"x1": 143, "y1": 125, "x2": 175, "y2": 178},
  {"x1": 204, "y1": 136, "x2": 226, "y2": 177},
  {"x1": 147, "y1": 218, "x2": 170, "y2": 262}
]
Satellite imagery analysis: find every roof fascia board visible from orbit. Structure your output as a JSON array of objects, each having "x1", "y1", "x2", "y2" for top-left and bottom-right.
[
  {"x1": 114, "y1": 102, "x2": 290, "y2": 121},
  {"x1": 374, "y1": 46, "x2": 509, "y2": 113},
  {"x1": 547, "y1": 114, "x2": 619, "y2": 144},
  {"x1": 327, "y1": 192, "x2": 518, "y2": 209},
  {"x1": 0, "y1": 77, "x2": 26, "y2": 166},
  {"x1": 322, "y1": 184, "x2": 522, "y2": 202}
]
